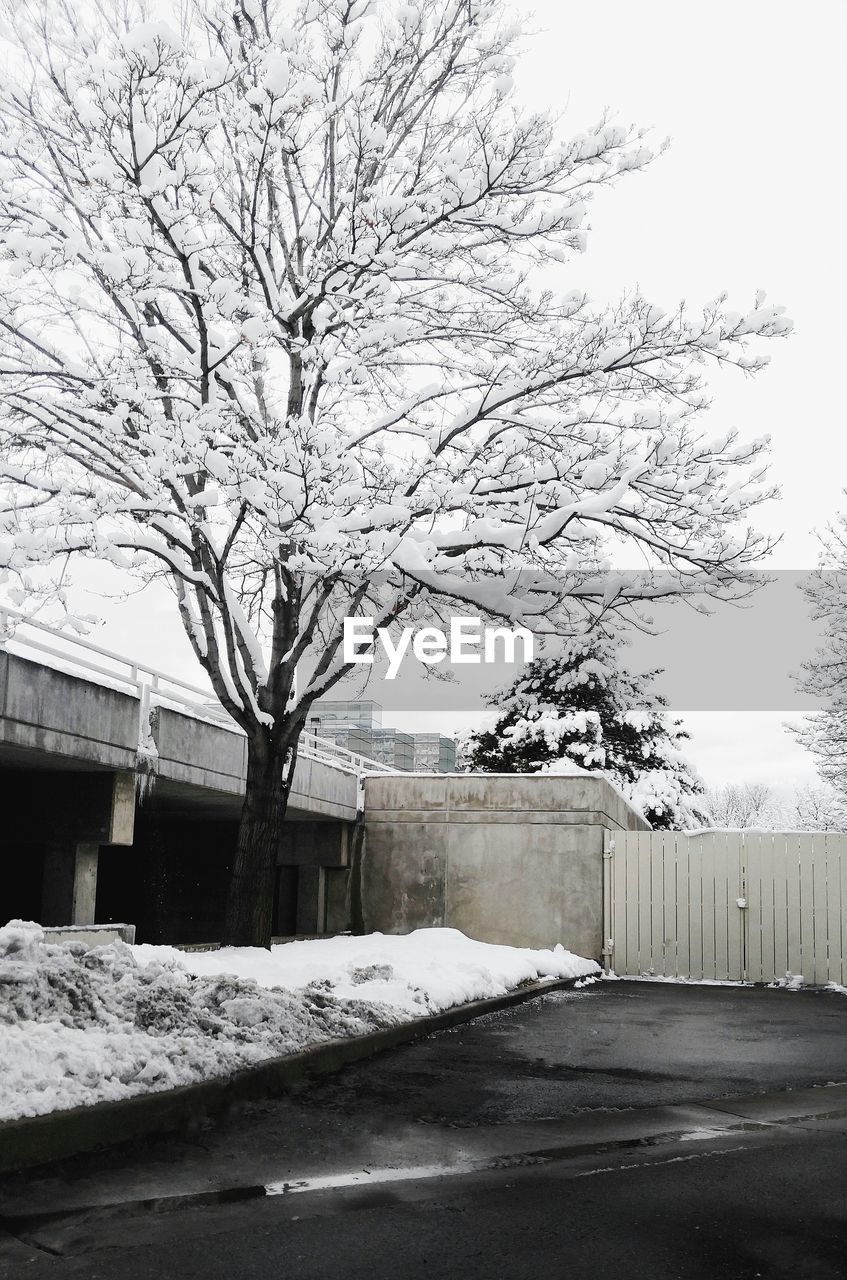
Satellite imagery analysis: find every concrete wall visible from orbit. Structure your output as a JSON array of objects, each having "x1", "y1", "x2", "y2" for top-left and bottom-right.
[
  {"x1": 43, "y1": 923, "x2": 136, "y2": 946},
  {"x1": 362, "y1": 774, "x2": 649, "y2": 960},
  {"x1": 0, "y1": 652, "x2": 139, "y2": 770},
  {"x1": 148, "y1": 707, "x2": 360, "y2": 821},
  {"x1": 0, "y1": 653, "x2": 359, "y2": 821}
]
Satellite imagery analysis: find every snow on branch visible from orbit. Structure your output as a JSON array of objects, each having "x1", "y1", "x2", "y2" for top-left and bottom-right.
[{"x1": 0, "y1": 0, "x2": 790, "y2": 738}]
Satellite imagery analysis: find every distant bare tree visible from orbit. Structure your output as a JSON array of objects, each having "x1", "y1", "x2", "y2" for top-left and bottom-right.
[
  {"x1": 789, "y1": 783, "x2": 847, "y2": 832},
  {"x1": 704, "y1": 782, "x2": 780, "y2": 829},
  {"x1": 793, "y1": 519, "x2": 847, "y2": 803}
]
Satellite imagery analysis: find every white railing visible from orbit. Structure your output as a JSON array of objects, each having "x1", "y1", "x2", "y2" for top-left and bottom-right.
[
  {"x1": 0, "y1": 605, "x2": 397, "y2": 779},
  {"x1": 298, "y1": 728, "x2": 396, "y2": 778}
]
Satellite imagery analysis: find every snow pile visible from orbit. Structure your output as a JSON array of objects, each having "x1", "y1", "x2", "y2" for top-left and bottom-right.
[
  {"x1": 0, "y1": 922, "x2": 597, "y2": 1121},
  {"x1": 0, "y1": 920, "x2": 397, "y2": 1121},
  {"x1": 769, "y1": 971, "x2": 806, "y2": 991},
  {"x1": 134, "y1": 928, "x2": 597, "y2": 1018},
  {"x1": 540, "y1": 756, "x2": 594, "y2": 777}
]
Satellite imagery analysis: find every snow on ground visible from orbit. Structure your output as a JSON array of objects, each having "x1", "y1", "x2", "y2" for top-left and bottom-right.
[
  {"x1": 606, "y1": 972, "x2": 847, "y2": 990},
  {"x1": 0, "y1": 921, "x2": 598, "y2": 1122},
  {"x1": 604, "y1": 972, "x2": 752, "y2": 987}
]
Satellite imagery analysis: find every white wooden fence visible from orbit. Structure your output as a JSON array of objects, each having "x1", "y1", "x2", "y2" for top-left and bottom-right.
[{"x1": 604, "y1": 830, "x2": 847, "y2": 986}]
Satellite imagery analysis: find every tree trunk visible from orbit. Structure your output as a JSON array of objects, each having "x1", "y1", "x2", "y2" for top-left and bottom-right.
[
  {"x1": 222, "y1": 734, "x2": 292, "y2": 948},
  {"x1": 347, "y1": 816, "x2": 366, "y2": 936}
]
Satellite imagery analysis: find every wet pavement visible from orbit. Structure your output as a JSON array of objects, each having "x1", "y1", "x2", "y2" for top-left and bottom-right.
[{"x1": 1, "y1": 981, "x2": 846, "y2": 1278}]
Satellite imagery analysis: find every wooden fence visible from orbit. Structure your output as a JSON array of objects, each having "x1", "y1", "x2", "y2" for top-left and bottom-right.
[{"x1": 605, "y1": 830, "x2": 847, "y2": 986}]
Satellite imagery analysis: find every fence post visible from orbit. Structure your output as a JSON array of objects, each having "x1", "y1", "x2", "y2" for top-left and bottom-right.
[
  {"x1": 602, "y1": 829, "x2": 615, "y2": 973},
  {"x1": 739, "y1": 832, "x2": 748, "y2": 982}
]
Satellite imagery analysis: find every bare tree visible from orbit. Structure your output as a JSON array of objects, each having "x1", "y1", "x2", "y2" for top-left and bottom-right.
[
  {"x1": 0, "y1": 0, "x2": 790, "y2": 944},
  {"x1": 793, "y1": 516, "x2": 847, "y2": 803},
  {"x1": 789, "y1": 783, "x2": 847, "y2": 832},
  {"x1": 704, "y1": 782, "x2": 780, "y2": 829}
]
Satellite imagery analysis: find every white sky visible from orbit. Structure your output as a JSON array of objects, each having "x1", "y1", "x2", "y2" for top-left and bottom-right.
[
  {"x1": 37, "y1": 0, "x2": 847, "y2": 791},
  {"x1": 520, "y1": 0, "x2": 847, "y2": 569}
]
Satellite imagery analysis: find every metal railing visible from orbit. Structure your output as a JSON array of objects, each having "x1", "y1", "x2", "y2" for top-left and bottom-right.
[
  {"x1": 297, "y1": 728, "x2": 397, "y2": 778},
  {"x1": 0, "y1": 605, "x2": 397, "y2": 779}
]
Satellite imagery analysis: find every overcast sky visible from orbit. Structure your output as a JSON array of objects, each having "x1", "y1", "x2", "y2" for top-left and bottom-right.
[{"x1": 36, "y1": 0, "x2": 846, "y2": 791}]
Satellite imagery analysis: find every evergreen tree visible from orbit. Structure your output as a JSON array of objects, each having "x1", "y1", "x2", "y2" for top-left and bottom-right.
[{"x1": 464, "y1": 634, "x2": 708, "y2": 829}]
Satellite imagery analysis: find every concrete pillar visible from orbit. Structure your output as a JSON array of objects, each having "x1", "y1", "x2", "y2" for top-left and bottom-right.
[
  {"x1": 71, "y1": 843, "x2": 99, "y2": 925},
  {"x1": 41, "y1": 841, "x2": 99, "y2": 926},
  {"x1": 109, "y1": 772, "x2": 136, "y2": 845}
]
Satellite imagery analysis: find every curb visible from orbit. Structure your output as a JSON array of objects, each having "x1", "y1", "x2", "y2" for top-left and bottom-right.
[{"x1": 0, "y1": 976, "x2": 587, "y2": 1174}]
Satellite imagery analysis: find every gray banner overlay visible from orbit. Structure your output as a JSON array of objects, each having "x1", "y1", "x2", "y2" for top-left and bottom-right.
[{"x1": 307, "y1": 572, "x2": 834, "y2": 713}]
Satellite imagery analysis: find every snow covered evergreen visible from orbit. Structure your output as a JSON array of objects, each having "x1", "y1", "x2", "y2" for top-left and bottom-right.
[{"x1": 463, "y1": 633, "x2": 709, "y2": 828}]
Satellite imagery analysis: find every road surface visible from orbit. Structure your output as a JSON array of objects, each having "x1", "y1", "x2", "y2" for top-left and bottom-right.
[{"x1": 2, "y1": 981, "x2": 845, "y2": 1279}]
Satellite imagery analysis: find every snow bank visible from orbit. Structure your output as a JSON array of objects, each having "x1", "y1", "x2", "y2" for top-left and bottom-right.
[{"x1": 0, "y1": 922, "x2": 597, "y2": 1121}]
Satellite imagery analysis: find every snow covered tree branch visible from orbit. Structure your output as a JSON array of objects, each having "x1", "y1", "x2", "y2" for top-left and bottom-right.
[
  {"x1": 703, "y1": 782, "x2": 780, "y2": 831},
  {"x1": 792, "y1": 510, "x2": 847, "y2": 802},
  {"x1": 0, "y1": 0, "x2": 790, "y2": 943}
]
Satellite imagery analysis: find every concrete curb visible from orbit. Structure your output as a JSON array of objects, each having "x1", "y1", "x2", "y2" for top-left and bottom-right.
[{"x1": 0, "y1": 976, "x2": 587, "y2": 1174}]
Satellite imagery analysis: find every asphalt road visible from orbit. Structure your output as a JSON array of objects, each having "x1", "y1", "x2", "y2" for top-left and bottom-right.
[{"x1": 2, "y1": 981, "x2": 846, "y2": 1279}]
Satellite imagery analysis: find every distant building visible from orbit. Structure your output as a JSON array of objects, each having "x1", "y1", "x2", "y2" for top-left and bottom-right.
[
  {"x1": 412, "y1": 732, "x2": 456, "y2": 773},
  {"x1": 309, "y1": 700, "x2": 456, "y2": 773},
  {"x1": 370, "y1": 728, "x2": 416, "y2": 772},
  {"x1": 318, "y1": 726, "x2": 376, "y2": 759},
  {"x1": 308, "y1": 700, "x2": 382, "y2": 732}
]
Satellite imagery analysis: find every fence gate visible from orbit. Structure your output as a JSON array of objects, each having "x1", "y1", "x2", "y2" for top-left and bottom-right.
[{"x1": 605, "y1": 830, "x2": 847, "y2": 986}]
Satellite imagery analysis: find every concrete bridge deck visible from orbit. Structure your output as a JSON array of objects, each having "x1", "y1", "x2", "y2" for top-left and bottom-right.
[{"x1": 0, "y1": 650, "x2": 361, "y2": 823}]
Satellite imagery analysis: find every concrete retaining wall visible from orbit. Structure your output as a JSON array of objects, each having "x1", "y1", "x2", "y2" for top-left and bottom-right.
[
  {"x1": 43, "y1": 923, "x2": 136, "y2": 946},
  {"x1": 362, "y1": 774, "x2": 649, "y2": 959},
  {"x1": 0, "y1": 653, "x2": 359, "y2": 822},
  {"x1": 150, "y1": 706, "x2": 359, "y2": 821},
  {"x1": 0, "y1": 652, "x2": 139, "y2": 770}
]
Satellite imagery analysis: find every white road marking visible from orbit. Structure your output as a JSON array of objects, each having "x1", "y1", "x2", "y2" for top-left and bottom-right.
[
  {"x1": 266, "y1": 1162, "x2": 483, "y2": 1196},
  {"x1": 572, "y1": 1146, "x2": 750, "y2": 1178}
]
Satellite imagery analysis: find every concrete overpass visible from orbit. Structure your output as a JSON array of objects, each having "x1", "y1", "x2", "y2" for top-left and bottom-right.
[
  {"x1": 0, "y1": 610, "x2": 392, "y2": 941},
  {"x1": 0, "y1": 610, "x2": 652, "y2": 958}
]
